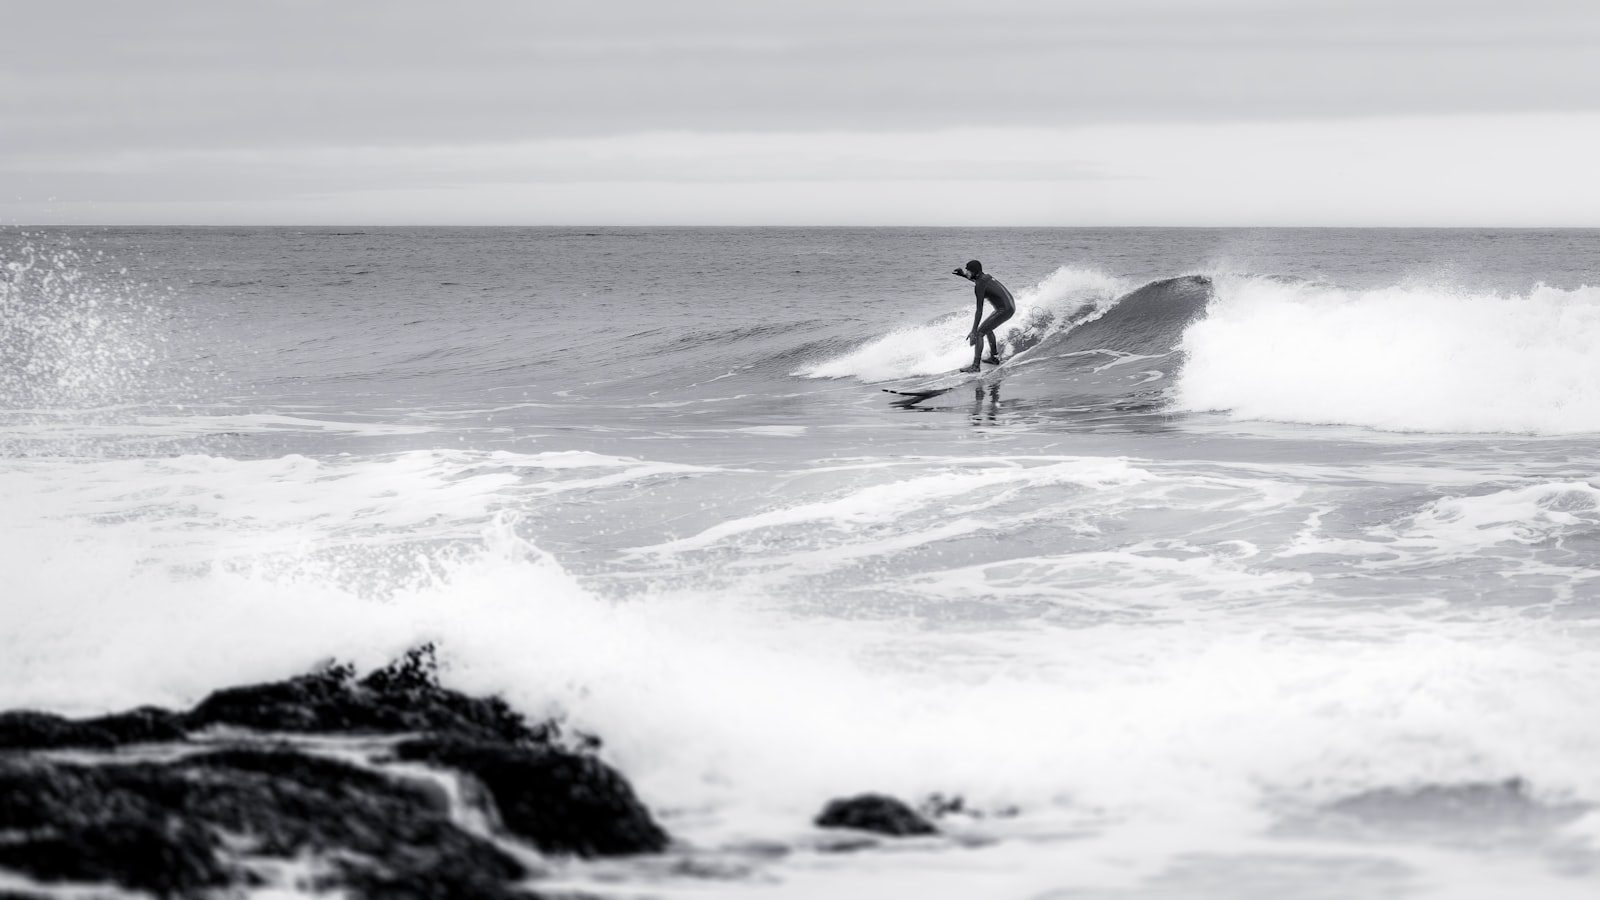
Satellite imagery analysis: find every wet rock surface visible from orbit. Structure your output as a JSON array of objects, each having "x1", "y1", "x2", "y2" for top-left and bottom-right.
[
  {"x1": 0, "y1": 645, "x2": 667, "y2": 898},
  {"x1": 0, "y1": 706, "x2": 187, "y2": 751},
  {"x1": 186, "y1": 644, "x2": 550, "y2": 744},
  {"x1": 397, "y1": 737, "x2": 668, "y2": 857},
  {"x1": 815, "y1": 793, "x2": 938, "y2": 837}
]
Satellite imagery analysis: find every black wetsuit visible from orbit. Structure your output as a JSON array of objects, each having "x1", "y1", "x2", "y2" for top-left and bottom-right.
[{"x1": 974, "y1": 273, "x2": 1015, "y2": 337}]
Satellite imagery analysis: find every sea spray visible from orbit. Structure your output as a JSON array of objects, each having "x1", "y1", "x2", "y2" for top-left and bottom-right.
[
  {"x1": 0, "y1": 237, "x2": 181, "y2": 410},
  {"x1": 0, "y1": 234, "x2": 210, "y2": 457}
]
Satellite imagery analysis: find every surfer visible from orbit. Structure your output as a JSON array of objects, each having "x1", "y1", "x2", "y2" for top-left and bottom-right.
[{"x1": 953, "y1": 260, "x2": 1014, "y2": 373}]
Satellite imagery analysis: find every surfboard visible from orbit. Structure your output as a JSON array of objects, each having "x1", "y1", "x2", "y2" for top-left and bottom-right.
[{"x1": 880, "y1": 340, "x2": 1042, "y2": 405}]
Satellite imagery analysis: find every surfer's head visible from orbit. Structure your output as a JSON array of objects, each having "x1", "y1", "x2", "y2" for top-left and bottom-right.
[{"x1": 965, "y1": 260, "x2": 983, "y2": 278}]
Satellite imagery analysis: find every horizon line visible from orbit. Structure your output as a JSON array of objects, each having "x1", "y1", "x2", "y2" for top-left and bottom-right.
[{"x1": 9, "y1": 223, "x2": 1600, "y2": 230}]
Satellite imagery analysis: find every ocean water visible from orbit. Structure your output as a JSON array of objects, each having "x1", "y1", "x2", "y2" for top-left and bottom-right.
[{"x1": 4, "y1": 226, "x2": 1600, "y2": 898}]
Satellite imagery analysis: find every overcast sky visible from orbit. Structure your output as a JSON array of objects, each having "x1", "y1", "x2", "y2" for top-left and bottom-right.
[{"x1": 5, "y1": 0, "x2": 1600, "y2": 225}]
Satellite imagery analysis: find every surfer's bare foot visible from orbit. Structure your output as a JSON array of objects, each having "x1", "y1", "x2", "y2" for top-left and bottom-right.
[
  {"x1": 959, "y1": 363, "x2": 981, "y2": 373},
  {"x1": 983, "y1": 355, "x2": 1001, "y2": 365}
]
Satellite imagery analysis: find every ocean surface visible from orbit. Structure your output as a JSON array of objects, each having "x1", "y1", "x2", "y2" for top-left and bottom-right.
[{"x1": 4, "y1": 226, "x2": 1600, "y2": 898}]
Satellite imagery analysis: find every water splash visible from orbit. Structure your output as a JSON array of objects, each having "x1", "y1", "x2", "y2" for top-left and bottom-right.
[{"x1": 0, "y1": 233, "x2": 207, "y2": 455}]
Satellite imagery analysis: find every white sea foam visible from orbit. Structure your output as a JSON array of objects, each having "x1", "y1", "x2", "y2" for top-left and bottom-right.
[
  {"x1": 4, "y1": 445, "x2": 1600, "y2": 898},
  {"x1": 901, "y1": 545, "x2": 1312, "y2": 613},
  {"x1": 1174, "y1": 276, "x2": 1600, "y2": 434},
  {"x1": 10, "y1": 501, "x2": 1598, "y2": 857},
  {"x1": 1390, "y1": 481, "x2": 1600, "y2": 550},
  {"x1": 1275, "y1": 478, "x2": 1600, "y2": 603},
  {"x1": 798, "y1": 267, "x2": 1129, "y2": 381},
  {"x1": 631, "y1": 456, "x2": 1149, "y2": 556},
  {"x1": 9, "y1": 457, "x2": 1598, "y2": 813},
  {"x1": 0, "y1": 449, "x2": 715, "y2": 570}
]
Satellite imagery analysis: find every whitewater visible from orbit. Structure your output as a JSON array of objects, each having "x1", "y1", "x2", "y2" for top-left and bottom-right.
[{"x1": 4, "y1": 226, "x2": 1600, "y2": 899}]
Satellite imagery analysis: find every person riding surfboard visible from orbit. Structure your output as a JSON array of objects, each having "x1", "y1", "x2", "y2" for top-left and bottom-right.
[{"x1": 953, "y1": 260, "x2": 1014, "y2": 373}]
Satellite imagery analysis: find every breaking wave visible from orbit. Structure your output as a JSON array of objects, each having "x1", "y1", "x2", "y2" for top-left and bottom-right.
[
  {"x1": 801, "y1": 266, "x2": 1600, "y2": 435},
  {"x1": 1174, "y1": 276, "x2": 1600, "y2": 435}
]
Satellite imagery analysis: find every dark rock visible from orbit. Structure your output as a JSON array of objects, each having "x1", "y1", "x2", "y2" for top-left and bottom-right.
[
  {"x1": 916, "y1": 793, "x2": 1016, "y2": 821},
  {"x1": 186, "y1": 645, "x2": 553, "y2": 745},
  {"x1": 0, "y1": 711, "x2": 120, "y2": 750},
  {"x1": 358, "y1": 642, "x2": 439, "y2": 693},
  {"x1": 0, "y1": 763, "x2": 129, "y2": 832},
  {"x1": 0, "y1": 646, "x2": 557, "y2": 751},
  {"x1": 0, "y1": 647, "x2": 666, "y2": 896},
  {"x1": 85, "y1": 706, "x2": 189, "y2": 744},
  {"x1": 0, "y1": 820, "x2": 230, "y2": 896},
  {"x1": 0, "y1": 749, "x2": 524, "y2": 898},
  {"x1": 815, "y1": 793, "x2": 938, "y2": 837},
  {"x1": 396, "y1": 737, "x2": 668, "y2": 857},
  {"x1": 0, "y1": 706, "x2": 185, "y2": 751},
  {"x1": 920, "y1": 792, "x2": 967, "y2": 818},
  {"x1": 339, "y1": 864, "x2": 538, "y2": 900},
  {"x1": 174, "y1": 748, "x2": 525, "y2": 880}
]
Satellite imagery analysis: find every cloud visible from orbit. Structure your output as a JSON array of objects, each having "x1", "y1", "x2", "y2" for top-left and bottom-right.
[
  {"x1": 3, "y1": 1, "x2": 1598, "y2": 222},
  {"x1": 7, "y1": 114, "x2": 1598, "y2": 225},
  {"x1": 6, "y1": 1, "x2": 1599, "y2": 152},
  {"x1": 2, "y1": 130, "x2": 1108, "y2": 196}
]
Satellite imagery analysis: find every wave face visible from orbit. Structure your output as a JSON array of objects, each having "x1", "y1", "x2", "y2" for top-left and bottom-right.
[
  {"x1": 1174, "y1": 276, "x2": 1600, "y2": 434},
  {"x1": 797, "y1": 267, "x2": 1130, "y2": 381},
  {"x1": 996, "y1": 274, "x2": 1212, "y2": 408}
]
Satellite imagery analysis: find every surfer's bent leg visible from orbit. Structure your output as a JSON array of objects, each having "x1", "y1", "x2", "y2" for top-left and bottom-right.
[{"x1": 979, "y1": 307, "x2": 1013, "y2": 364}]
